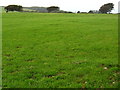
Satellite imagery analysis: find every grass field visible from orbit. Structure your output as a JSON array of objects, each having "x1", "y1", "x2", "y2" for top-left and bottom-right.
[{"x1": 2, "y1": 13, "x2": 119, "y2": 88}]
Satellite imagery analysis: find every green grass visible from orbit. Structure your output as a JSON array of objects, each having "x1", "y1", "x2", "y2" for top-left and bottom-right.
[{"x1": 2, "y1": 13, "x2": 119, "y2": 88}]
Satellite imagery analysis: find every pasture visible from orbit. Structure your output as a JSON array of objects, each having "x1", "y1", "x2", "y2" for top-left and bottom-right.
[{"x1": 2, "y1": 13, "x2": 119, "y2": 88}]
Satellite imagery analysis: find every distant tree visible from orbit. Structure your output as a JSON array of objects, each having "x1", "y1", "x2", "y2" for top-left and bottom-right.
[
  {"x1": 5, "y1": 5, "x2": 23, "y2": 13},
  {"x1": 67, "y1": 11, "x2": 73, "y2": 13},
  {"x1": 47, "y1": 6, "x2": 60, "y2": 13},
  {"x1": 80, "y1": 12, "x2": 87, "y2": 14},
  {"x1": 99, "y1": 3, "x2": 114, "y2": 14},
  {"x1": 77, "y1": 11, "x2": 80, "y2": 13},
  {"x1": 88, "y1": 10, "x2": 94, "y2": 13}
]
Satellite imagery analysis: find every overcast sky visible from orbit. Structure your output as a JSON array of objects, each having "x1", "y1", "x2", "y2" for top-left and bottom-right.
[{"x1": 0, "y1": 0, "x2": 119, "y2": 13}]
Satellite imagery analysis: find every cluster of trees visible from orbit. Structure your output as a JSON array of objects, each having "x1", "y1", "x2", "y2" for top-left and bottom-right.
[
  {"x1": 47, "y1": 6, "x2": 60, "y2": 13},
  {"x1": 4, "y1": 5, "x2": 59, "y2": 13},
  {"x1": 4, "y1": 3, "x2": 114, "y2": 14},
  {"x1": 5, "y1": 5, "x2": 23, "y2": 12},
  {"x1": 78, "y1": 3, "x2": 114, "y2": 14}
]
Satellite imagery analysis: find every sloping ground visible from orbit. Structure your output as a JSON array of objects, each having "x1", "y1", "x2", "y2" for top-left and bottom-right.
[
  {"x1": 22, "y1": 8, "x2": 36, "y2": 12},
  {"x1": 23, "y1": 7, "x2": 48, "y2": 12},
  {"x1": 2, "y1": 13, "x2": 119, "y2": 88}
]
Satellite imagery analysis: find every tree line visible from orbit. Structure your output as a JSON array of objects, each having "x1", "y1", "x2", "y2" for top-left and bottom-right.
[{"x1": 4, "y1": 3, "x2": 114, "y2": 14}]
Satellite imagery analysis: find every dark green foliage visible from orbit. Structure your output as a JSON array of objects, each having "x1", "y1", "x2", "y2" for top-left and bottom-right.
[
  {"x1": 88, "y1": 10, "x2": 94, "y2": 13},
  {"x1": 99, "y1": 3, "x2": 114, "y2": 14},
  {"x1": 5, "y1": 5, "x2": 23, "y2": 12},
  {"x1": 47, "y1": 6, "x2": 60, "y2": 13},
  {"x1": 77, "y1": 11, "x2": 80, "y2": 13}
]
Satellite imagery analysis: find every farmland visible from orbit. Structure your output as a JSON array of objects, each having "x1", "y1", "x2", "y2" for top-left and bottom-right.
[{"x1": 2, "y1": 13, "x2": 119, "y2": 88}]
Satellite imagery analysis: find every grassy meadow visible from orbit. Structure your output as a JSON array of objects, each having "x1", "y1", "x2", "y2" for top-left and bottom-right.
[{"x1": 2, "y1": 13, "x2": 119, "y2": 88}]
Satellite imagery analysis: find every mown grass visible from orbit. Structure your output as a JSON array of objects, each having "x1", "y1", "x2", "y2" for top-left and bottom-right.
[{"x1": 2, "y1": 13, "x2": 119, "y2": 88}]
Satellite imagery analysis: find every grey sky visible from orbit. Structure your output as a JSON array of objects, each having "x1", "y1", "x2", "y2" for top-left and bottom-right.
[
  {"x1": 0, "y1": 0, "x2": 119, "y2": 13},
  {"x1": 118, "y1": 1, "x2": 120, "y2": 13}
]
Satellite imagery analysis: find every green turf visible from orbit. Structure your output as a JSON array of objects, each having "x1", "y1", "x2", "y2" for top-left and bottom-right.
[{"x1": 2, "y1": 13, "x2": 119, "y2": 88}]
